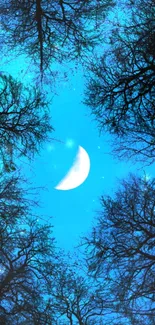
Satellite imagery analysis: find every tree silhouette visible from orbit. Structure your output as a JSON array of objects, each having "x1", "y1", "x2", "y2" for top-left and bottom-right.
[
  {"x1": 83, "y1": 174, "x2": 155, "y2": 324},
  {"x1": 0, "y1": 0, "x2": 115, "y2": 79},
  {"x1": 0, "y1": 74, "x2": 53, "y2": 171},
  {"x1": 51, "y1": 255, "x2": 106, "y2": 325},
  {"x1": 84, "y1": 0, "x2": 155, "y2": 165},
  {"x1": 0, "y1": 174, "x2": 57, "y2": 324}
]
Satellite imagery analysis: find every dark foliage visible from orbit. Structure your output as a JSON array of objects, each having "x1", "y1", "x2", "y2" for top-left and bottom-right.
[
  {"x1": 0, "y1": 0, "x2": 115, "y2": 78},
  {"x1": 0, "y1": 175, "x2": 57, "y2": 324},
  {"x1": 51, "y1": 256, "x2": 106, "y2": 324},
  {"x1": 0, "y1": 74, "x2": 53, "y2": 170},
  {"x1": 83, "y1": 174, "x2": 155, "y2": 324},
  {"x1": 84, "y1": 0, "x2": 155, "y2": 164}
]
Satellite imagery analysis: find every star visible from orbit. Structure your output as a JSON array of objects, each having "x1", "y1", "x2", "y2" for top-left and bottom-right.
[
  {"x1": 47, "y1": 144, "x2": 55, "y2": 152},
  {"x1": 97, "y1": 146, "x2": 100, "y2": 149},
  {"x1": 65, "y1": 138, "x2": 74, "y2": 148},
  {"x1": 143, "y1": 173, "x2": 151, "y2": 182},
  {"x1": 145, "y1": 173, "x2": 151, "y2": 181}
]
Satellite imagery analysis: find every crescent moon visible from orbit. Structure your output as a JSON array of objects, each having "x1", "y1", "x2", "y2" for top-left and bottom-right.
[{"x1": 54, "y1": 146, "x2": 90, "y2": 190}]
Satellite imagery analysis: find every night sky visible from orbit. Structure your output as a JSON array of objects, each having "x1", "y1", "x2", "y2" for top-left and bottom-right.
[{"x1": 3, "y1": 2, "x2": 154, "y2": 252}]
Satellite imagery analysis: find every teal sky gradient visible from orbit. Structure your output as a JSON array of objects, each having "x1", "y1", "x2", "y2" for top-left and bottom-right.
[
  {"x1": 2, "y1": 2, "x2": 154, "y2": 251},
  {"x1": 13, "y1": 68, "x2": 154, "y2": 251}
]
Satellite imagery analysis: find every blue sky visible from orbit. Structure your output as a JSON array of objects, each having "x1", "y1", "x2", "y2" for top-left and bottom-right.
[
  {"x1": 2, "y1": 3, "x2": 154, "y2": 252},
  {"x1": 13, "y1": 67, "x2": 154, "y2": 251}
]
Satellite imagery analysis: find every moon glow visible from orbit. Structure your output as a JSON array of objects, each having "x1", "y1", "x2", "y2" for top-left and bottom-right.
[{"x1": 55, "y1": 146, "x2": 90, "y2": 190}]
